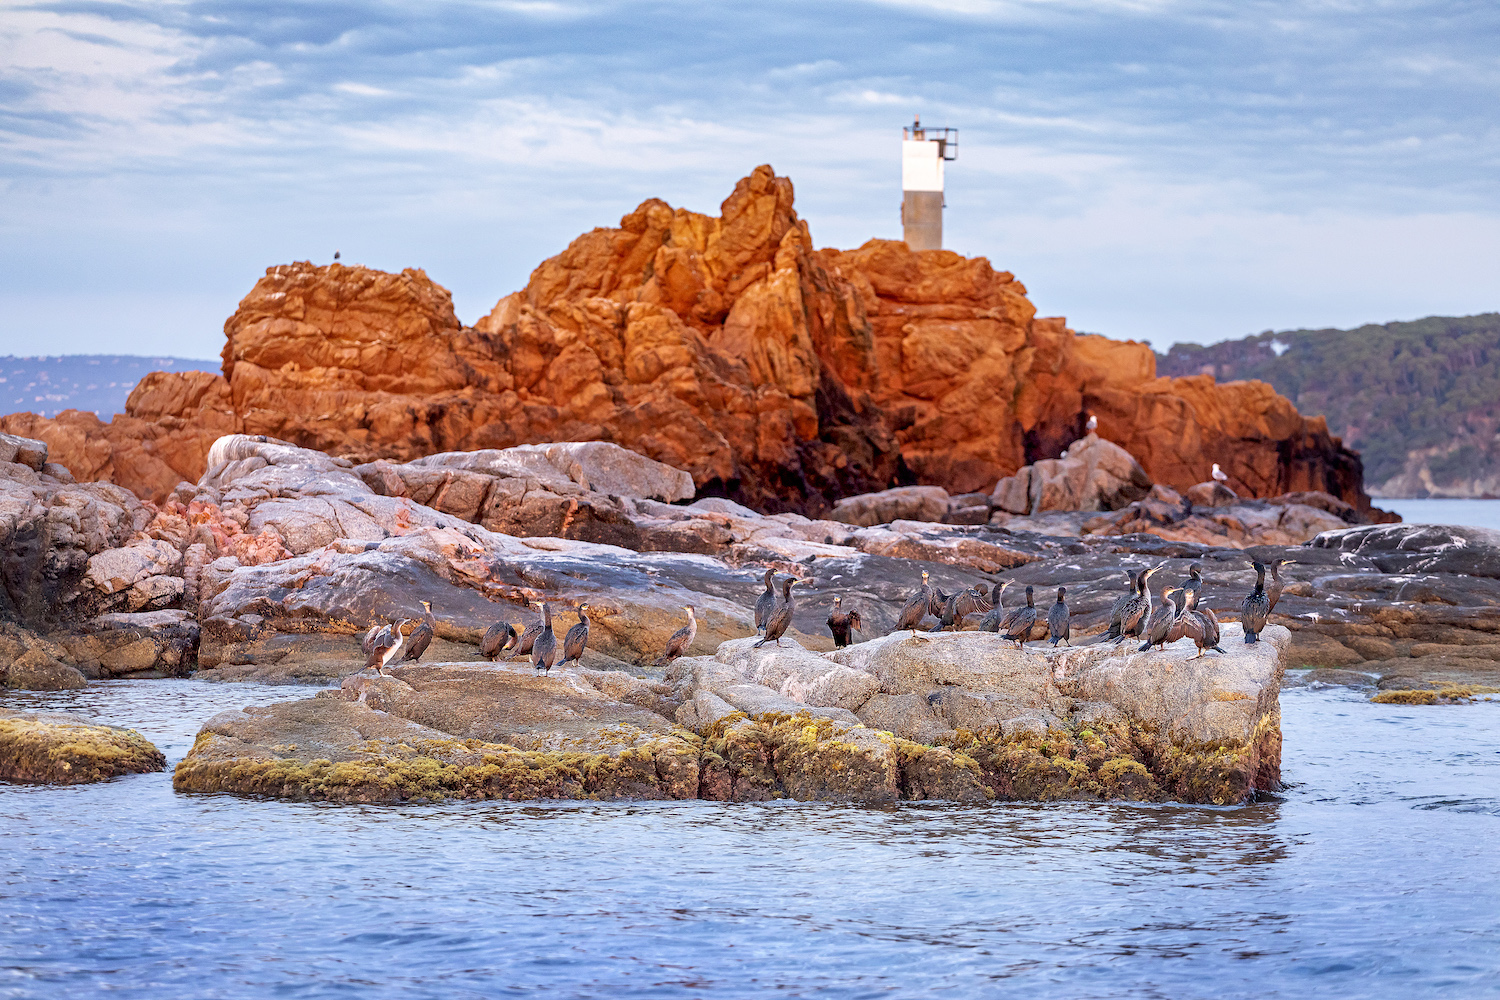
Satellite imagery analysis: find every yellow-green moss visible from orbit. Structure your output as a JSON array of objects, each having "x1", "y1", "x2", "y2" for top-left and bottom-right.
[
  {"x1": 1372, "y1": 685, "x2": 1500, "y2": 705},
  {"x1": 173, "y1": 731, "x2": 700, "y2": 803},
  {"x1": 934, "y1": 716, "x2": 1268, "y2": 805},
  {"x1": 0, "y1": 718, "x2": 166, "y2": 785}
]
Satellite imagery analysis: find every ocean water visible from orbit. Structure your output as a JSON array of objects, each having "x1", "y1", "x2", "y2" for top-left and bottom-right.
[
  {"x1": 1, "y1": 680, "x2": 1498, "y2": 1000},
  {"x1": 1377, "y1": 497, "x2": 1500, "y2": 531}
]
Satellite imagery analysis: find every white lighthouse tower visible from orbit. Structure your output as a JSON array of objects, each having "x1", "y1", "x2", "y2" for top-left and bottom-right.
[{"x1": 901, "y1": 116, "x2": 957, "y2": 251}]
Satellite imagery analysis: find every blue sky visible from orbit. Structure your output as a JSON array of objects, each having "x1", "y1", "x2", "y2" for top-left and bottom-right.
[{"x1": 2, "y1": 0, "x2": 1497, "y2": 358}]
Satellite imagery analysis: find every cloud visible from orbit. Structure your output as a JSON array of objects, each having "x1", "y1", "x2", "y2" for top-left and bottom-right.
[{"x1": 0, "y1": 0, "x2": 1496, "y2": 356}]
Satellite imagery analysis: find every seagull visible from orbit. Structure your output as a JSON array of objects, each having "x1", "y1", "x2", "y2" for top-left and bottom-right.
[
  {"x1": 1212, "y1": 463, "x2": 1229, "y2": 482},
  {"x1": 1085, "y1": 413, "x2": 1098, "y2": 432}
]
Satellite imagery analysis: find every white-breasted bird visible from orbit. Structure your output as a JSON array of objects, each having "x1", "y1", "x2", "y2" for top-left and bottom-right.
[
  {"x1": 1212, "y1": 463, "x2": 1229, "y2": 482},
  {"x1": 1085, "y1": 413, "x2": 1098, "y2": 432}
]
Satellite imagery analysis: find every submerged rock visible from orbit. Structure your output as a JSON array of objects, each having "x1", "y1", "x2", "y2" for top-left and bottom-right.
[{"x1": 0, "y1": 708, "x2": 165, "y2": 783}]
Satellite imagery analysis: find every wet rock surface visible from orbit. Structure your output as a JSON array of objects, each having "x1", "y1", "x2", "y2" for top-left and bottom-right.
[{"x1": 0, "y1": 707, "x2": 166, "y2": 784}]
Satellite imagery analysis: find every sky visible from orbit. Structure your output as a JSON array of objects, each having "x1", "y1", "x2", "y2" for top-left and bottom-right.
[{"x1": 1, "y1": 0, "x2": 1497, "y2": 359}]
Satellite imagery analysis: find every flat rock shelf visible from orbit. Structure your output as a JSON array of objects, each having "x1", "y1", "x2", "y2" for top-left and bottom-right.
[{"x1": 173, "y1": 624, "x2": 1286, "y2": 806}]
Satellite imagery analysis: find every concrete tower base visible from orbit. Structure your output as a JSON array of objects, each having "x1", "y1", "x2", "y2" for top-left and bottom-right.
[{"x1": 902, "y1": 190, "x2": 943, "y2": 251}]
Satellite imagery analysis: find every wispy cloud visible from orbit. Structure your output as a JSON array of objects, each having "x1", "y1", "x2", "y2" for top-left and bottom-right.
[{"x1": 0, "y1": 0, "x2": 1496, "y2": 355}]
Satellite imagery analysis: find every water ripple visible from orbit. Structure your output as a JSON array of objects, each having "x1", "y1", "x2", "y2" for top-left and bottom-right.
[{"x1": 1, "y1": 683, "x2": 1497, "y2": 998}]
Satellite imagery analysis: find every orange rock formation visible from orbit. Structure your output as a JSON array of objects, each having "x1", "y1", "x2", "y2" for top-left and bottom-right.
[{"x1": 2, "y1": 166, "x2": 1370, "y2": 514}]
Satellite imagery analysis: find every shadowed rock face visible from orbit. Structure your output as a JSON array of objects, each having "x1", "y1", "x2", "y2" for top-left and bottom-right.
[{"x1": 2, "y1": 167, "x2": 1369, "y2": 514}]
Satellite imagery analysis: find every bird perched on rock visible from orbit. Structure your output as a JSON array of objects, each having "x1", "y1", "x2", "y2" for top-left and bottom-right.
[
  {"x1": 1182, "y1": 564, "x2": 1204, "y2": 604},
  {"x1": 480, "y1": 621, "x2": 518, "y2": 661},
  {"x1": 1047, "y1": 587, "x2": 1071, "y2": 647},
  {"x1": 978, "y1": 581, "x2": 1013, "y2": 632},
  {"x1": 403, "y1": 600, "x2": 435, "y2": 662},
  {"x1": 656, "y1": 605, "x2": 698, "y2": 665},
  {"x1": 1104, "y1": 571, "x2": 1141, "y2": 641},
  {"x1": 1183, "y1": 588, "x2": 1226, "y2": 657},
  {"x1": 895, "y1": 570, "x2": 934, "y2": 633},
  {"x1": 510, "y1": 607, "x2": 545, "y2": 660},
  {"x1": 1114, "y1": 566, "x2": 1160, "y2": 643},
  {"x1": 1242, "y1": 561, "x2": 1270, "y2": 643},
  {"x1": 1001, "y1": 585, "x2": 1038, "y2": 649},
  {"x1": 365, "y1": 619, "x2": 410, "y2": 676},
  {"x1": 756, "y1": 579, "x2": 798, "y2": 648},
  {"x1": 1266, "y1": 558, "x2": 1292, "y2": 613},
  {"x1": 754, "y1": 569, "x2": 777, "y2": 634},
  {"x1": 953, "y1": 583, "x2": 991, "y2": 629},
  {"x1": 361, "y1": 623, "x2": 382, "y2": 658},
  {"x1": 927, "y1": 580, "x2": 952, "y2": 620},
  {"x1": 1212, "y1": 463, "x2": 1229, "y2": 482},
  {"x1": 827, "y1": 595, "x2": 862, "y2": 648},
  {"x1": 931, "y1": 583, "x2": 989, "y2": 632},
  {"x1": 559, "y1": 604, "x2": 591, "y2": 668},
  {"x1": 1086, "y1": 413, "x2": 1098, "y2": 433},
  {"x1": 1139, "y1": 583, "x2": 1181, "y2": 652},
  {"x1": 531, "y1": 602, "x2": 557, "y2": 674}
]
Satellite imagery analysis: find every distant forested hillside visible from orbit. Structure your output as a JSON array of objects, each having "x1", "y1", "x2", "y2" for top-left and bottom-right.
[
  {"x1": 1157, "y1": 313, "x2": 1500, "y2": 498},
  {"x1": 0, "y1": 355, "x2": 219, "y2": 420}
]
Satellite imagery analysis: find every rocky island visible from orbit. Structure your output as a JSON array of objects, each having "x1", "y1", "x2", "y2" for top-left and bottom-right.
[{"x1": 3, "y1": 168, "x2": 1496, "y2": 804}]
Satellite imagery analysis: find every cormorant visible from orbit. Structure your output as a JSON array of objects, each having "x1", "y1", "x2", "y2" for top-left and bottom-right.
[
  {"x1": 953, "y1": 583, "x2": 990, "y2": 628},
  {"x1": 511, "y1": 607, "x2": 545, "y2": 660},
  {"x1": 1114, "y1": 566, "x2": 1160, "y2": 643},
  {"x1": 480, "y1": 621, "x2": 518, "y2": 661},
  {"x1": 361, "y1": 623, "x2": 382, "y2": 658},
  {"x1": 1104, "y1": 570, "x2": 1140, "y2": 641},
  {"x1": 403, "y1": 600, "x2": 435, "y2": 662},
  {"x1": 755, "y1": 579, "x2": 797, "y2": 648},
  {"x1": 1139, "y1": 584, "x2": 1180, "y2": 651},
  {"x1": 895, "y1": 570, "x2": 934, "y2": 633},
  {"x1": 1182, "y1": 564, "x2": 1204, "y2": 604},
  {"x1": 930, "y1": 583, "x2": 989, "y2": 632},
  {"x1": 1000, "y1": 585, "x2": 1037, "y2": 649},
  {"x1": 754, "y1": 569, "x2": 776, "y2": 633},
  {"x1": 1266, "y1": 558, "x2": 1292, "y2": 613},
  {"x1": 531, "y1": 602, "x2": 557, "y2": 674},
  {"x1": 1241, "y1": 561, "x2": 1270, "y2": 643},
  {"x1": 928, "y1": 581, "x2": 952, "y2": 620},
  {"x1": 1183, "y1": 588, "x2": 1226, "y2": 656},
  {"x1": 559, "y1": 604, "x2": 591, "y2": 668},
  {"x1": 366, "y1": 619, "x2": 410, "y2": 676},
  {"x1": 978, "y1": 581, "x2": 1013, "y2": 632},
  {"x1": 827, "y1": 595, "x2": 862, "y2": 648},
  {"x1": 1047, "y1": 587, "x2": 1070, "y2": 647},
  {"x1": 657, "y1": 605, "x2": 698, "y2": 665}
]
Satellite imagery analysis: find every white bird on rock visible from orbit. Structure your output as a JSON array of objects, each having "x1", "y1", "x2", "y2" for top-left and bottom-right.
[
  {"x1": 1212, "y1": 463, "x2": 1229, "y2": 482},
  {"x1": 1085, "y1": 413, "x2": 1098, "y2": 433}
]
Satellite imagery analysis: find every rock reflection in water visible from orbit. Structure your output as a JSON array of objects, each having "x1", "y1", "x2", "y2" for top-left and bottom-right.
[{"x1": 0, "y1": 682, "x2": 1496, "y2": 999}]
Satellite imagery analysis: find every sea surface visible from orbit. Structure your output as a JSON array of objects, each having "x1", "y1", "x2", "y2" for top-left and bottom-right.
[
  {"x1": 1, "y1": 680, "x2": 1497, "y2": 999},
  {"x1": 1377, "y1": 497, "x2": 1500, "y2": 531}
]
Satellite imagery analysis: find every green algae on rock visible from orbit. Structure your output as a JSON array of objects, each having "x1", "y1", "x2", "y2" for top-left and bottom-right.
[
  {"x1": 1371, "y1": 685, "x2": 1500, "y2": 705},
  {"x1": 0, "y1": 709, "x2": 165, "y2": 784},
  {"x1": 172, "y1": 697, "x2": 703, "y2": 803},
  {"x1": 174, "y1": 622, "x2": 1288, "y2": 806}
]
